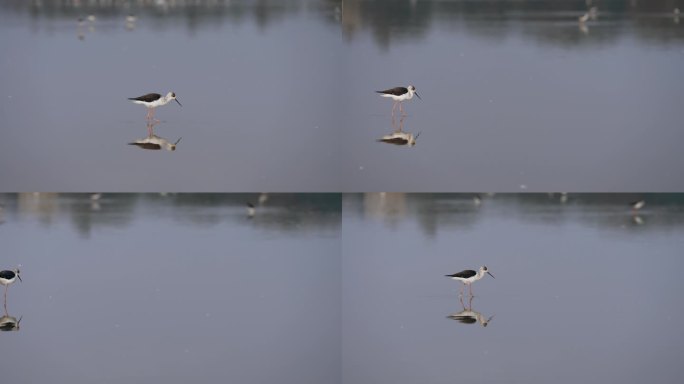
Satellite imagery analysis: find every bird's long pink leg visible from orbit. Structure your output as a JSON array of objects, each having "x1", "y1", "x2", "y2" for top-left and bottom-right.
[
  {"x1": 400, "y1": 102, "x2": 406, "y2": 116},
  {"x1": 392, "y1": 101, "x2": 397, "y2": 117}
]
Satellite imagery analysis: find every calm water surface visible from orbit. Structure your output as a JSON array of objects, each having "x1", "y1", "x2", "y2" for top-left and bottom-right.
[
  {"x1": 0, "y1": 0, "x2": 343, "y2": 191},
  {"x1": 2, "y1": 1, "x2": 684, "y2": 191},
  {"x1": 341, "y1": 0, "x2": 684, "y2": 191},
  {"x1": 0, "y1": 193, "x2": 341, "y2": 384},
  {"x1": 343, "y1": 193, "x2": 684, "y2": 384}
]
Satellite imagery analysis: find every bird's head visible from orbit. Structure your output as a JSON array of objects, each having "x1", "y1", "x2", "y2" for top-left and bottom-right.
[
  {"x1": 168, "y1": 92, "x2": 182, "y2": 107},
  {"x1": 15, "y1": 268, "x2": 22, "y2": 282},
  {"x1": 166, "y1": 137, "x2": 182, "y2": 151},
  {"x1": 408, "y1": 85, "x2": 421, "y2": 100},
  {"x1": 481, "y1": 266, "x2": 494, "y2": 279},
  {"x1": 408, "y1": 132, "x2": 421, "y2": 146}
]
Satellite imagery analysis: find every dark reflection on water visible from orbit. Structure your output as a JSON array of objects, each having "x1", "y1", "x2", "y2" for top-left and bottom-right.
[
  {"x1": 0, "y1": 313, "x2": 22, "y2": 332},
  {"x1": 447, "y1": 296, "x2": 494, "y2": 327},
  {"x1": 343, "y1": 0, "x2": 684, "y2": 48},
  {"x1": 343, "y1": 193, "x2": 684, "y2": 384},
  {"x1": 0, "y1": 193, "x2": 341, "y2": 384},
  {"x1": 128, "y1": 121, "x2": 182, "y2": 151},
  {"x1": 376, "y1": 116, "x2": 420, "y2": 147}
]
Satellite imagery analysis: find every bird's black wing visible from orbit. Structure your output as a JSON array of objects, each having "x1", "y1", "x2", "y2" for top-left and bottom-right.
[
  {"x1": 446, "y1": 270, "x2": 477, "y2": 279},
  {"x1": 448, "y1": 315, "x2": 477, "y2": 324},
  {"x1": 0, "y1": 270, "x2": 16, "y2": 279},
  {"x1": 376, "y1": 87, "x2": 408, "y2": 96},
  {"x1": 377, "y1": 137, "x2": 409, "y2": 145},
  {"x1": 128, "y1": 93, "x2": 161, "y2": 102},
  {"x1": 128, "y1": 142, "x2": 161, "y2": 150}
]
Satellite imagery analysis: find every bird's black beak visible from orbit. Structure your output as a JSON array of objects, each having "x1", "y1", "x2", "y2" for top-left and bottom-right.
[
  {"x1": 17, "y1": 275, "x2": 22, "y2": 283},
  {"x1": 487, "y1": 271, "x2": 495, "y2": 279},
  {"x1": 415, "y1": 92, "x2": 422, "y2": 100},
  {"x1": 175, "y1": 98, "x2": 182, "y2": 107}
]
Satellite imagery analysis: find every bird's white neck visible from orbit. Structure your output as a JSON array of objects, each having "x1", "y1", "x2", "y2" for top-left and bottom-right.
[{"x1": 160, "y1": 95, "x2": 172, "y2": 105}]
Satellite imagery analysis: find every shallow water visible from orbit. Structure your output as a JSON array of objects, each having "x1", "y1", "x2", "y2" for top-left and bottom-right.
[
  {"x1": 2, "y1": 1, "x2": 683, "y2": 192},
  {"x1": 340, "y1": 0, "x2": 684, "y2": 191},
  {"x1": 1, "y1": 193, "x2": 682, "y2": 383},
  {"x1": 0, "y1": 0, "x2": 343, "y2": 191},
  {"x1": 0, "y1": 193, "x2": 341, "y2": 384},
  {"x1": 342, "y1": 193, "x2": 684, "y2": 384}
]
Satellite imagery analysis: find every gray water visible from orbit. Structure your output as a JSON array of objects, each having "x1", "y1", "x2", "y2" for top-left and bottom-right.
[
  {"x1": 0, "y1": 193, "x2": 341, "y2": 384},
  {"x1": 342, "y1": 0, "x2": 684, "y2": 191},
  {"x1": 1, "y1": 193, "x2": 683, "y2": 383},
  {"x1": 2, "y1": 0, "x2": 684, "y2": 192},
  {"x1": 342, "y1": 193, "x2": 684, "y2": 384},
  {"x1": 0, "y1": 0, "x2": 343, "y2": 191}
]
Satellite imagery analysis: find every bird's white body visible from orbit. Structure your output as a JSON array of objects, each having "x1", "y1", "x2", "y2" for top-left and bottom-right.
[
  {"x1": 380, "y1": 90, "x2": 416, "y2": 102},
  {"x1": 579, "y1": 13, "x2": 590, "y2": 23}
]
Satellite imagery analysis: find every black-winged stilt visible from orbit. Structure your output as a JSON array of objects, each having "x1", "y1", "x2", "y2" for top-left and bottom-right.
[
  {"x1": 128, "y1": 92, "x2": 182, "y2": 121},
  {"x1": 0, "y1": 269, "x2": 21, "y2": 303},
  {"x1": 246, "y1": 203, "x2": 255, "y2": 218},
  {"x1": 376, "y1": 85, "x2": 421, "y2": 116},
  {"x1": 446, "y1": 266, "x2": 494, "y2": 297}
]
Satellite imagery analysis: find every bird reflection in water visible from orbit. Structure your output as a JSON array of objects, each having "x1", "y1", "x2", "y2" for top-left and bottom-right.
[
  {"x1": 447, "y1": 295, "x2": 494, "y2": 327},
  {"x1": 125, "y1": 14, "x2": 137, "y2": 31},
  {"x1": 0, "y1": 310, "x2": 21, "y2": 332},
  {"x1": 128, "y1": 121, "x2": 182, "y2": 151},
  {"x1": 377, "y1": 116, "x2": 420, "y2": 147},
  {"x1": 77, "y1": 17, "x2": 86, "y2": 40}
]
